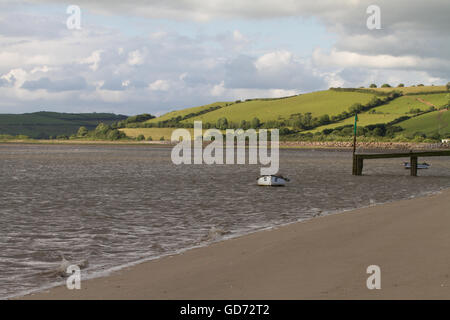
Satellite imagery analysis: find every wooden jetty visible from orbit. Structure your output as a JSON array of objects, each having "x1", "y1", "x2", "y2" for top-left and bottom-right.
[{"x1": 352, "y1": 150, "x2": 450, "y2": 176}]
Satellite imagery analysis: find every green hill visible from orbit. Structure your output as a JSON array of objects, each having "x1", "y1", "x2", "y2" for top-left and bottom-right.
[
  {"x1": 132, "y1": 85, "x2": 449, "y2": 141},
  {"x1": 307, "y1": 113, "x2": 402, "y2": 133},
  {"x1": 5, "y1": 86, "x2": 447, "y2": 141},
  {"x1": 146, "y1": 102, "x2": 231, "y2": 124},
  {"x1": 398, "y1": 110, "x2": 450, "y2": 137},
  {"x1": 308, "y1": 92, "x2": 449, "y2": 133},
  {"x1": 0, "y1": 111, "x2": 127, "y2": 139},
  {"x1": 179, "y1": 90, "x2": 375, "y2": 124}
]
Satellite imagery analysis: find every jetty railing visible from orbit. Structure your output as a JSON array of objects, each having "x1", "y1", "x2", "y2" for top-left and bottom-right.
[{"x1": 352, "y1": 150, "x2": 450, "y2": 176}]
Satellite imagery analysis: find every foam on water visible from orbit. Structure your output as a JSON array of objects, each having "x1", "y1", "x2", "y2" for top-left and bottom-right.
[{"x1": 1, "y1": 145, "x2": 450, "y2": 299}]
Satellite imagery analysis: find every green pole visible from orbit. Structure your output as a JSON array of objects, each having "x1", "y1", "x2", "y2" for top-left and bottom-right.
[{"x1": 353, "y1": 113, "x2": 358, "y2": 155}]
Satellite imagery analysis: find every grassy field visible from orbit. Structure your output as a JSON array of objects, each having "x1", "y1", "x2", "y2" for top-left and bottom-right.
[
  {"x1": 121, "y1": 128, "x2": 184, "y2": 140},
  {"x1": 121, "y1": 127, "x2": 227, "y2": 140},
  {"x1": 179, "y1": 91, "x2": 375, "y2": 124},
  {"x1": 307, "y1": 113, "x2": 402, "y2": 133},
  {"x1": 146, "y1": 102, "x2": 230, "y2": 124},
  {"x1": 398, "y1": 110, "x2": 450, "y2": 136},
  {"x1": 369, "y1": 93, "x2": 448, "y2": 115},
  {"x1": 121, "y1": 127, "x2": 273, "y2": 140},
  {"x1": 306, "y1": 91, "x2": 449, "y2": 133},
  {"x1": 140, "y1": 86, "x2": 449, "y2": 140},
  {"x1": 370, "y1": 96, "x2": 422, "y2": 115},
  {"x1": 414, "y1": 93, "x2": 450, "y2": 107}
]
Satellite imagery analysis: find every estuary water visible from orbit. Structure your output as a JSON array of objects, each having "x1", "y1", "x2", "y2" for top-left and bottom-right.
[{"x1": 1, "y1": 144, "x2": 450, "y2": 298}]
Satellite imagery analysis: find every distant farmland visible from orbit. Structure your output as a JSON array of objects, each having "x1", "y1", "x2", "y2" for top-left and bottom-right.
[
  {"x1": 180, "y1": 90, "x2": 375, "y2": 124},
  {"x1": 0, "y1": 112, "x2": 127, "y2": 138},
  {"x1": 3, "y1": 86, "x2": 449, "y2": 141}
]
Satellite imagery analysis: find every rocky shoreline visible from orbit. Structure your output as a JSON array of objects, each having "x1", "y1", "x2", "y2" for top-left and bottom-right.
[
  {"x1": 280, "y1": 141, "x2": 450, "y2": 150},
  {"x1": 2, "y1": 139, "x2": 449, "y2": 151}
]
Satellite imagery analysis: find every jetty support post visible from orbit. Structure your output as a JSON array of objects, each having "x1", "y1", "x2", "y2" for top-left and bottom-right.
[
  {"x1": 357, "y1": 156, "x2": 364, "y2": 176},
  {"x1": 410, "y1": 156, "x2": 418, "y2": 176},
  {"x1": 352, "y1": 154, "x2": 364, "y2": 176}
]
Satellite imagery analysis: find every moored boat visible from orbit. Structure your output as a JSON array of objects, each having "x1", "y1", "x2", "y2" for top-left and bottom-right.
[
  {"x1": 257, "y1": 175, "x2": 290, "y2": 186},
  {"x1": 403, "y1": 162, "x2": 430, "y2": 169}
]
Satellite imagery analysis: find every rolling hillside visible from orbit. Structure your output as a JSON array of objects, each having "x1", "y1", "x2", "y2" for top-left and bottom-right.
[
  {"x1": 129, "y1": 85, "x2": 449, "y2": 141},
  {"x1": 146, "y1": 102, "x2": 231, "y2": 124},
  {"x1": 0, "y1": 112, "x2": 127, "y2": 138},
  {"x1": 4, "y1": 86, "x2": 448, "y2": 141},
  {"x1": 308, "y1": 91, "x2": 449, "y2": 134},
  {"x1": 398, "y1": 110, "x2": 450, "y2": 137},
  {"x1": 180, "y1": 90, "x2": 375, "y2": 124},
  {"x1": 307, "y1": 113, "x2": 402, "y2": 133}
]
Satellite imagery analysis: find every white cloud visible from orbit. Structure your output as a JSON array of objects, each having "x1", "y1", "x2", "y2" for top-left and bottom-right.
[
  {"x1": 22, "y1": 0, "x2": 364, "y2": 21},
  {"x1": 210, "y1": 81, "x2": 225, "y2": 96},
  {"x1": 312, "y1": 48, "x2": 450, "y2": 71},
  {"x1": 30, "y1": 65, "x2": 50, "y2": 74},
  {"x1": 179, "y1": 72, "x2": 188, "y2": 81},
  {"x1": 79, "y1": 50, "x2": 103, "y2": 71},
  {"x1": 128, "y1": 49, "x2": 145, "y2": 66},
  {"x1": 226, "y1": 52, "x2": 326, "y2": 91},
  {"x1": 0, "y1": 51, "x2": 50, "y2": 69},
  {"x1": 150, "y1": 31, "x2": 168, "y2": 40},
  {"x1": 1, "y1": 68, "x2": 28, "y2": 87},
  {"x1": 232, "y1": 30, "x2": 246, "y2": 42},
  {"x1": 254, "y1": 50, "x2": 293, "y2": 71},
  {"x1": 149, "y1": 79, "x2": 170, "y2": 91}
]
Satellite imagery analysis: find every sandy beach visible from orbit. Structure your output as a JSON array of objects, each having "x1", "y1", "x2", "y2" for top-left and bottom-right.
[{"x1": 19, "y1": 189, "x2": 450, "y2": 300}]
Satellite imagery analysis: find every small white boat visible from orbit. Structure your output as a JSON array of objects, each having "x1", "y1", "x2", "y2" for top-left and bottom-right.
[
  {"x1": 403, "y1": 162, "x2": 430, "y2": 169},
  {"x1": 257, "y1": 175, "x2": 289, "y2": 186}
]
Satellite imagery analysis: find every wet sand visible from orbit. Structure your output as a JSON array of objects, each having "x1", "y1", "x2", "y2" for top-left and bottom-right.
[{"x1": 19, "y1": 189, "x2": 450, "y2": 300}]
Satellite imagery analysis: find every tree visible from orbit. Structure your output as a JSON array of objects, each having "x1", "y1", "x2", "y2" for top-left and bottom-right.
[
  {"x1": 106, "y1": 129, "x2": 120, "y2": 140},
  {"x1": 356, "y1": 127, "x2": 366, "y2": 136},
  {"x1": 240, "y1": 120, "x2": 249, "y2": 130},
  {"x1": 251, "y1": 117, "x2": 261, "y2": 129},
  {"x1": 302, "y1": 113, "x2": 313, "y2": 129},
  {"x1": 77, "y1": 126, "x2": 88, "y2": 137},
  {"x1": 372, "y1": 127, "x2": 384, "y2": 137},
  {"x1": 381, "y1": 83, "x2": 391, "y2": 88},
  {"x1": 95, "y1": 123, "x2": 110, "y2": 135},
  {"x1": 349, "y1": 103, "x2": 363, "y2": 114},
  {"x1": 216, "y1": 117, "x2": 229, "y2": 130},
  {"x1": 446, "y1": 82, "x2": 450, "y2": 91},
  {"x1": 369, "y1": 84, "x2": 377, "y2": 88},
  {"x1": 397, "y1": 83, "x2": 405, "y2": 87},
  {"x1": 409, "y1": 108, "x2": 421, "y2": 114},
  {"x1": 136, "y1": 134, "x2": 145, "y2": 141},
  {"x1": 292, "y1": 115, "x2": 304, "y2": 130},
  {"x1": 318, "y1": 114, "x2": 331, "y2": 125}
]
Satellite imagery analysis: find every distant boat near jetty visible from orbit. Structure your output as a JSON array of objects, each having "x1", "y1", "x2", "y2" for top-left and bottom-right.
[{"x1": 403, "y1": 162, "x2": 430, "y2": 169}]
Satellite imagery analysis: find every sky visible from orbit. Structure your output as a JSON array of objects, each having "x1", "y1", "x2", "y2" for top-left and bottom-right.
[{"x1": 0, "y1": 0, "x2": 449, "y2": 116}]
